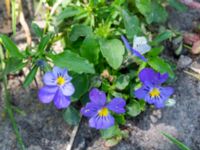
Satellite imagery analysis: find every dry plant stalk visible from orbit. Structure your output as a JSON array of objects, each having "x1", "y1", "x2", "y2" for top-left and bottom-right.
[
  {"x1": 5, "y1": 0, "x2": 11, "y2": 18},
  {"x1": 18, "y1": 0, "x2": 32, "y2": 45}
]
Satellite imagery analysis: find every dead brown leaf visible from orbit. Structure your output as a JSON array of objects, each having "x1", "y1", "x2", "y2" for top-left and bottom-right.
[{"x1": 191, "y1": 40, "x2": 200, "y2": 54}]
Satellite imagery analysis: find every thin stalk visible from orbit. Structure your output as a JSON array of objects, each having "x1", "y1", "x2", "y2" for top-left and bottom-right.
[
  {"x1": 35, "y1": 0, "x2": 43, "y2": 16},
  {"x1": 184, "y1": 70, "x2": 200, "y2": 80},
  {"x1": 5, "y1": 0, "x2": 11, "y2": 17},
  {"x1": 11, "y1": 0, "x2": 16, "y2": 34},
  {"x1": 0, "y1": 34, "x2": 25, "y2": 150},
  {"x1": 66, "y1": 117, "x2": 82, "y2": 150},
  {"x1": 2, "y1": 77, "x2": 26, "y2": 150},
  {"x1": 43, "y1": 10, "x2": 50, "y2": 34},
  {"x1": 11, "y1": 105, "x2": 26, "y2": 116}
]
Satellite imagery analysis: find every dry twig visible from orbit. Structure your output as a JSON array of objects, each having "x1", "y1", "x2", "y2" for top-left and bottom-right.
[
  {"x1": 184, "y1": 70, "x2": 200, "y2": 80},
  {"x1": 18, "y1": 0, "x2": 32, "y2": 45},
  {"x1": 66, "y1": 118, "x2": 82, "y2": 150}
]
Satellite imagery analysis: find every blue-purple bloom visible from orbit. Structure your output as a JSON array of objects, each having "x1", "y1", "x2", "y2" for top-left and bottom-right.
[
  {"x1": 121, "y1": 35, "x2": 147, "y2": 62},
  {"x1": 134, "y1": 68, "x2": 174, "y2": 108},
  {"x1": 81, "y1": 88, "x2": 126, "y2": 129},
  {"x1": 38, "y1": 66, "x2": 75, "y2": 109}
]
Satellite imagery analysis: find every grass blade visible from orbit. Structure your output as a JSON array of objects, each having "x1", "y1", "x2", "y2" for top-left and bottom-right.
[
  {"x1": 161, "y1": 132, "x2": 190, "y2": 150},
  {"x1": 3, "y1": 77, "x2": 26, "y2": 150}
]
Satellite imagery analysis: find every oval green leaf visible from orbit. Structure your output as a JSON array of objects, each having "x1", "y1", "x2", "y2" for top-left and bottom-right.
[
  {"x1": 50, "y1": 50, "x2": 95, "y2": 74},
  {"x1": 100, "y1": 39, "x2": 125, "y2": 70}
]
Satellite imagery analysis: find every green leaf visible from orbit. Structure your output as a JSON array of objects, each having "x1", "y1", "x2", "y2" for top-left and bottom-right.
[
  {"x1": 115, "y1": 75, "x2": 130, "y2": 90},
  {"x1": 69, "y1": 25, "x2": 93, "y2": 42},
  {"x1": 23, "y1": 65, "x2": 38, "y2": 88},
  {"x1": 161, "y1": 132, "x2": 191, "y2": 150},
  {"x1": 135, "y1": 0, "x2": 151, "y2": 16},
  {"x1": 63, "y1": 106, "x2": 81, "y2": 125},
  {"x1": 147, "y1": 46, "x2": 164, "y2": 57},
  {"x1": 148, "y1": 56, "x2": 175, "y2": 78},
  {"x1": 31, "y1": 23, "x2": 43, "y2": 37},
  {"x1": 100, "y1": 125, "x2": 121, "y2": 139},
  {"x1": 121, "y1": 9, "x2": 141, "y2": 40},
  {"x1": 80, "y1": 93, "x2": 90, "y2": 105},
  {"x1": 90, "y1": 76, "x2": 102, "y2": 88},
  {"x1": 154, "y1": 30, "x2": 174, "y2": 43},
  {"x1": 3, "y1": 58, "x2": 26, "y2": 75},
  {"x1": 80, "y1": 37, "x2": 100, "y2": 64},
  {"x1": 50, "y1": 50, "x2": 95, "y2": 74},
  {"x1": 113, "y1": 0, "x2": 126, "y2": 5},
  {"x1": 38, "y1": 33, "x2": 52, "y2": 53},
  {"x1": 56, "y1": 7, "x2": 81, "y2": 23},
  {"x1": 135, "y1": 0, "x2": 168, "y2": 24},
  {"x1": 0, "y1": 35, "x2": 23, "y2": 58},
  {"x1": 104, "y1": 136, "x2": 122, "y2": 147},
  {"x1": 111, "y1": 91, "x2": 124, "y2": 98},
  {"x1": 71, "y1": 75, "x2": 89, "y2": 101},
  {"x1": 168, "y1": 0, "x2": 187, "y2": 12},
  {"x1": 126, "y1": 100, "x2": 141, "y2": 117},
  {"x1": 149, "y1": 1, "x2": 168, "y2": 23},
  {"x1": 102, "y1": 79, "x2": 111, "y2": 92},
  {"x1": 100, "y1": 39, "x2": 125, "y2": 70},
  {"x1": 175, "y1": 38, "x2": 183, "y2": 56},
  {"x1": 114, "y1": 114, "x2": 126, "y2": 125},
  {"x1": 46, "y1": 0, "x2": 56, "y2": 6},
  {"x1": 138, "y1": 100, "x2": 146, "y2": 111}
]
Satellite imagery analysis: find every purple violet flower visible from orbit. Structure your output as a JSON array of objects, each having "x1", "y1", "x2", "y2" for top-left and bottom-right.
[
  {"x1": 121, "y1": 35, "x2": 147, "y2": 62},
  {"x1": 38, "y1": 66, "x2": 75, "y2": 109},
  {"x1": 81, "y1": 88, "x2": 126, "y2": 129},
  {"x1": 134, "y1": 68, "x2": 174, "y2": 108}
]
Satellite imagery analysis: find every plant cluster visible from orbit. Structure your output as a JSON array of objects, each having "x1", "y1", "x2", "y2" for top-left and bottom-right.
[{"x1": 0, "y1": 0, "x2": 186, "y2": 147}]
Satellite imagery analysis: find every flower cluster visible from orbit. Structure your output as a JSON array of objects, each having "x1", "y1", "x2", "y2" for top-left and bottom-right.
[
  {"x1": 38, "y1": 65, "x2": 174, "y2": 129},
  {"x1": 135, "y1": 68, "x2": 174, "y2": 108},
  {"x1": 38, "y1": 66, "x2": 75, "y2": 109},
  {"x1": 38, "y1": 59, "x2": 174, "y2": 131}
]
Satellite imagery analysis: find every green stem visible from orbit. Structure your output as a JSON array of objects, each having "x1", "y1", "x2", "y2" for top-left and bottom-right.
[
  {"x1": 11, "y1": 0, "x2": 16, "y2": 35},
  {"x1": 11, "y1": 105, "x2": 26, "y2": 116},
  {"x1": 2, "y1": 77, "x2": 26, "y2": 150},
  {"x1": 183, "y1": 44, "x2": 192, "y2": 50},
  {"x1": 43, "y1": 10, "x2": 50, "y2": 34}
]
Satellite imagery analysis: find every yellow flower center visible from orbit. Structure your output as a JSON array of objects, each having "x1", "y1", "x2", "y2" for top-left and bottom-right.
[
  {"x1": 98, "y1": 107, "x2": 109, "y2": 117},
  {"x1": 149, "y1": 88, "x2": 160, "y2": 98},
  {"x1": 57, "y1": 76, "x2": 65, "y2": 85}
]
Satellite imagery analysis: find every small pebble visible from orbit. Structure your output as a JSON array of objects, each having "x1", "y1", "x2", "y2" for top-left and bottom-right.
[
  {"x1": 27, "y1": 145, "x2": 42, "y2": 150},
  {"x1": 197, "y1": 82, "x2": 200, "y2": 93},
  {"x1": 177, "y1": 55, "x2": 192, "y2": 69},
  {"x1": 150, "y1": 115, "x2": 158, "y2": 123},
  {"x1": 152, "y1": 110, "x2": 162, "y2": 119}
]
